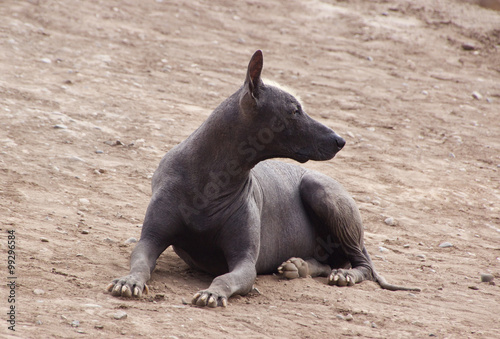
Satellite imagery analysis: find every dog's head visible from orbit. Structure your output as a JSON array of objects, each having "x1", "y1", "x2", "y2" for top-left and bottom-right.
[{"x1": 238, "y1": 50, "x2": 345, "y2": 164}]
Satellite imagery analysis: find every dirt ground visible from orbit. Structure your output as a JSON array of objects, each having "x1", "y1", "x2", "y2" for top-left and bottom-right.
[{"x1": 1, "y1": 0, "x2": 499, "y2": 338}]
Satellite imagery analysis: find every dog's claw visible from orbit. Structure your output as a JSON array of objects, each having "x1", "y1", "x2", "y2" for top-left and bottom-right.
[
  {"x1": 106, "y1": 283, "x2": 114, "y2": 292},
  {"x1": 112, "y1": 284, "x2": 121, "y2": 296},
  {"x1": 121, "y1": 285, "x2": 132, "y2": 298},
  {"x1": 208, "y1": 296, "x2": 217, "y2": 308},
  {"x1": 192, "y1": 292, "x2": 201, "y2": 305},
  {"x1": 133, "y1": 286, "x2": 141, "y2": 297}
]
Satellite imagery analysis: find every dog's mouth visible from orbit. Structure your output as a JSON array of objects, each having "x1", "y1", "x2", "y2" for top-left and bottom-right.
[
  {"x1": 294, "y1": 144, "x2": 341, "y2": 163},
  {"x1": 293, "y1": 152, "x2": 310, "y2": 163},
  {"x1": 293, "y1": 133, "x2": 345, "y2": 163}
]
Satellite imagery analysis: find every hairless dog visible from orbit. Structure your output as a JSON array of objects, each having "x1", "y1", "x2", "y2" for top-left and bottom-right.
[{"x1": 107, "y1": 50, "x2": 420, "y2": 307}]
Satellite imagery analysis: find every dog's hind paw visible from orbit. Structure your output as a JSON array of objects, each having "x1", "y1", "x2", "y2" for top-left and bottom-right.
[
  {"x1": 277, "y1": 257, "x2": 310, "y2": 279},
  {"x1": 328, "y1": 269, "x2": 356, "y2": 287}
]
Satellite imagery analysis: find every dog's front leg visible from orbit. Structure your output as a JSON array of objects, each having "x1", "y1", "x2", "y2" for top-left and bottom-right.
[
  {"x1": 192, "y1": 261, "x2": 257, "y2": 307},
  {"x1": 107, "y1": 198, "x2": 180, "y2": 298},
  {"x1": 192, "y1": 206, "x2": 260, "y2": 308}
]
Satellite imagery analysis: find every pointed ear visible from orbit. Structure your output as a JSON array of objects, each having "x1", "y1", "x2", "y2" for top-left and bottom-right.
[{"x1": 244, "y1": 50, "x2": 263, "y2": 99}]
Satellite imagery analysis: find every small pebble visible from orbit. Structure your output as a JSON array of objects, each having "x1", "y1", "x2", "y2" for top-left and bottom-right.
[
  {"x1": 468, "y1": 286, "x2": 479, "y2": 290},
  {"x1": 40, "y1": 237, "x2": 49, "y2": 242},
  {"x1": 336, "y1": 314, "x2": 345, "y2": 320},
  {"x1": 124, "y1": 237, "x2": 138, "y2": 244},
  {"x1": 103, "y1": 237, "x2": 116, "y2": 244},
  {"x1": 71, "y1": 320, "x2": 80, "y2": 327},
  {"x1": 378, "y1": 246, "x2": 390, "y2": 253},
  {"x1": 40, "y1": 58, "x2": 52, "y2": 64},
  {"x1": 36, "y1": 320, "x2": 43, "y2": 325},
  {"x1": 113, "y1": 310, "x2": 127, "y2": 320},
  {"x1": 95, "y1": 150, "x2": 104, "y2": 154},
  {"x1": 471, "y1": 91, "x2": 482, "y2": 100},
  {"x1": 345, "y1": 314, "x2": 354, "y2": 321},
  {"x1": 384, "y1": 217, "x2": 396, "y2": 226},
  {"x1": 81, "y1": 230, "x2": 90, "y2": 235},
  {"x1": 461, "y1": 43, "x2": 475, "y2": 50},
  {"x1": 83, "y1": 304, "x2": 102, "y2": 308},
  {"x1": 403, "y1": 244, "x2": 410, "y2": 248},
  {"x1": 104, "y1": 140, "x2": 124, "y2": 146},
  {"x1": 416, "y1": 254, "x2": 426, "y2": 260},
  {"x1": 181, "y1": 298, "x2": 188, "y2": 305},
  {"x1": 480, "y1": 273, "x2": 494, "y2": 283},
  {"x1": 79, "y1": 198, "x2": 90, "y2": 205},
  {"x1": 95, "y1": 325, "x2": 104, "y2": 329},
  {"x1": 439, "y1": 242, "x2": 453, "y2": 248},
  {"x1": 53, "y1": 124, "x2": 68, "y2": 129},
  {"x1": 33, "y1": 289, "x2": 45, "y2": 295}
]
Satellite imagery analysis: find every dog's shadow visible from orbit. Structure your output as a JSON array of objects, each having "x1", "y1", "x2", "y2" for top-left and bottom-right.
[{"x1": 151, "y1": 248, "x2": 213, "y2": 297}]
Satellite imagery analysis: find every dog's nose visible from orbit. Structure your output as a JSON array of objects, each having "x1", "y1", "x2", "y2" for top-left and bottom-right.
[{"x1": 336, "y1": 136, "x2": 346, "y2": 150}]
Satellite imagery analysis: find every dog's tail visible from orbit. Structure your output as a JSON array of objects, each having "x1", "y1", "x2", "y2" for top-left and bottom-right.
[
  {"x1": 363, "y1": 247, "x2": 421, "y2": 292},
  {"x1": 374, "y1": 272, "x2": 421, "y2": 292}
]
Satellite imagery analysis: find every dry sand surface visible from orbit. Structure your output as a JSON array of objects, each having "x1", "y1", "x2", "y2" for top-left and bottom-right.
[{"x1": 1, "y1": 0, "x2": 499, "y2": 338}]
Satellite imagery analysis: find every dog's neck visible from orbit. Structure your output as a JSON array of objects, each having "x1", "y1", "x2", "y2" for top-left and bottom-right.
[{"x1": 176, "y1": 90, "x2": 265, "y2": 200}]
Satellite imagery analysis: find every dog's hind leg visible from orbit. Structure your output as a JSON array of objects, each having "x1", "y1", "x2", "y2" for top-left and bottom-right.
[
  {"x1": 299, "y1": 171, "x2": 420, "y2": 291},
  {"x1": 299, "y1": 171, "x2": 375, "y2": 287}
]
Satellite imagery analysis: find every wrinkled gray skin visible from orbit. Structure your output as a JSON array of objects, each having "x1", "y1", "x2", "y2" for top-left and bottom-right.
[{"x1": 107, "y1": 50, "x2": 420, "y2": 307}]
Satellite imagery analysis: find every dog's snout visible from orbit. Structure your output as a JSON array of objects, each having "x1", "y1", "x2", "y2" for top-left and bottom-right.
[{"x1": 335, "y1": 136, "x2": 346, "y2": 150}]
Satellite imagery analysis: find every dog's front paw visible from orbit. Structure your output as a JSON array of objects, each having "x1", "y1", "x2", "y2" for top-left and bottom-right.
[
  {"x1": 192, "y1": 290, "x2": 228, "y2": 308},
  {"x1": 277, "y1": 257, "x2": 310, "y2": 279},
  {"x1": 106, "y1": 275, "x2": 149, "y2": 298}
]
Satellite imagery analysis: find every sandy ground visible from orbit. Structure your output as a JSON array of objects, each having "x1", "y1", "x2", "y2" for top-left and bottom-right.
[{"x1": 1, "y1": 0, "x2": 499, "y2": 338}]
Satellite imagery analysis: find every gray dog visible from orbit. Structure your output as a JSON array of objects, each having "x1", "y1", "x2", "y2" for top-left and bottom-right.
[{"x1": 107, "y1": 50, "x2": 419, "y2": 307}]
